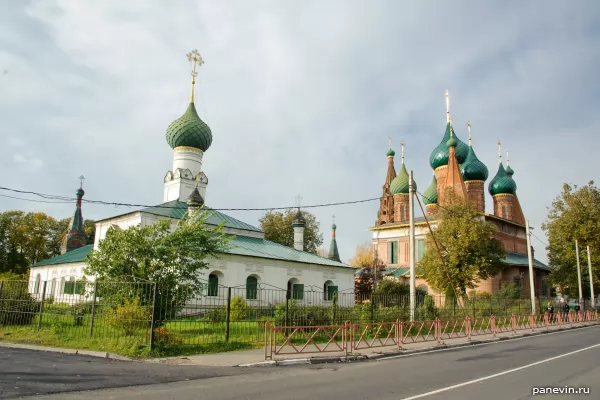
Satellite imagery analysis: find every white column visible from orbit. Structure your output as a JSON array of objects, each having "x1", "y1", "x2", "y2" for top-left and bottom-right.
[
  {"x1": 587, "y1": 246, "x2": 595, "y2": 309},
  {"x1": 526, "y1": 219, "x2": 535, "y2": 314},
  {"x1": 293, "y1": 226, "x2": 305, "y2": 251},
  {"x1": 409, "y1": 170, "x2": 416, "y2": 322}
]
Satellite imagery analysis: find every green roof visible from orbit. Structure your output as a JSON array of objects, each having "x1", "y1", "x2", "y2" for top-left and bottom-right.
[
  {"x1": 460, "y1": 144, "x2": 489, "y2": 182},
  {"x1": 504, "y1": 252, "x2": 549, "y2": 270},
  {"x1": 225, "y1": 235, "x2": 350, "y2": 268},
  {"x1": 488, "y1": 162, "x2": 517, "y2": 196},
  {"x1": 97, "y1": 200, "x2": 263, "y2": 233},
  {"x1": 429, "y1": 123, "x2": 469, "y2": 170},
  {"x1": 31, "y1": 236, "x2": 351, "y2": 269},
  {"x1": 32, "y1": 245, "x2": 93, "y2": 267}
]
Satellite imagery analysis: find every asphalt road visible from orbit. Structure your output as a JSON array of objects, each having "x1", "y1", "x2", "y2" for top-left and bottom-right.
[
  {"x1": 0, "y1": 347, "x2": 255, "y2": 399},
  {"x1": 6, "y1": 325, "x2": 600, "y2": 400}
]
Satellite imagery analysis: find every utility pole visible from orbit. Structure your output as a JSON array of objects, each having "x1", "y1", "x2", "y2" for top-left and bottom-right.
[
  {"x1": 525, "y1": 220, "x2": 536, "y2": 314},
  {"x1": 587, "y1": 246, "x2": 595, "y2": 309},
  {"x1": 409, "y1": 170, "x2": 416, "y2": 322},
  {"x1": 575, "y1": 240, "x2": 583, "y2": 306}
]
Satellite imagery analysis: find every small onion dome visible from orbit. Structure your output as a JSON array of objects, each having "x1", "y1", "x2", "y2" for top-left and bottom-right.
[
  {"x1": 187, "y1": 187, "x2": 205, "y2": 207},
  {"x1": 386, "y1": 148, "x2": 395, "y2": 157},
  {"x1": 429, "y1": 123, "x2": 469, "y2": 170},
  {"x1": 332, "y1": 223, "x2": 337, "y2": 230},
  {"x1": 460, "y1": 145, "x2": 489, "y2": 182},
  {"x1": 390, "y1": 163, "x2": 417, "y2": 194},
  {"x1": 488, "y1": 163, "x2": 517, "y2": 196},
  {"x1": 506, "y1": 164, "x2": 514, "y2": 177},
  {"x1": 166, "y1": 103, "x2": 213, "y2": 151},
  {"x1": 292, "y1": 209, "x2": 306, "y2": 227},
  {"x1": 423, "y1": 173, "x2": 438, "y2": 205},
  {"x1": 76, "y1": 188, "x2": 85, "y2": 197}
]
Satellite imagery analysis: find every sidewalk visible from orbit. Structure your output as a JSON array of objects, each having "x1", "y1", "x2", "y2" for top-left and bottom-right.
[{"x1": 147, "y1": 320, "x2": 600, "y2": 367}]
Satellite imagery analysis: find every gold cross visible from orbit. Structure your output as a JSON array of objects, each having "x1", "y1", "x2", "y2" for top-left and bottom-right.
[
  {"x1": 186, "y1": 49, "x2": 204, "y2": 103},
  {"x1": 78, "y1": 175, "x2": 85, "y2": 189},
  {"x1": 295, "y1": 194, "x2": 303, "y2": 209},
  {"x1": 467, "y1": 121, "x2": 472, "y2": 144},
  {"x1": 332, "y1": 214, "x2": 335, "y2": 224}
]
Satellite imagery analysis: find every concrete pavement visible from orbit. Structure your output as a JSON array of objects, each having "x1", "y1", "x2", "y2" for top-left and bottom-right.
[{"x1": 19, "y1": 324, "x2": 600, "y2": 400}]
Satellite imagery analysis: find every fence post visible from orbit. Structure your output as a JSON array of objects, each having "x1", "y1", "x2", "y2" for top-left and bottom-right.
[
  {"x1": 89, "y1": 280, "x2": 98, "y2": 337},
  {"x1": 225, "y1": 287, "x2": 232, "y2": 343},
  {"x1": 149, "y1": 283, "x2": 158, "y2": 350},
  {"x1": 37, "y1": 281, "x2": 47, "y2": 332},
  {"x1": 0, "y1": 281, "x2": 3, "y2": 299},
  {"x1": 285, "y1": 296, "x2": 289, "y2": 337}
]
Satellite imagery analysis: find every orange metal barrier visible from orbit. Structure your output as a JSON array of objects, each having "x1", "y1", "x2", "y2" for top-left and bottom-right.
[{"x1": 264, "y1": 311, "x2": 599, "y2": 360}]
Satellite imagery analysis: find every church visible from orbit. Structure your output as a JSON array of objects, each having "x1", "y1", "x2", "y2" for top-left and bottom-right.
[
  {"x1": 29, "y1": 50, "x2": 355, "y2": 306},
  {"x1": 367, "y1": 91, "x2": 551, "y2": 299}
]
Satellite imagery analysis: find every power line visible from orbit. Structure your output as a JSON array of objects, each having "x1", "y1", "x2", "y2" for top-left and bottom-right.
[
  {"x1": 0, "y1": 193, "x2": 73, "y2": 204},
  {"x1": 0, "y1": 185, "x2": 383, "y2": 212}
]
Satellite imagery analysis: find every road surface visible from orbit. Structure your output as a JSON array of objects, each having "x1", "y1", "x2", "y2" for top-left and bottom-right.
[{"x1": 4, "y1": 325, "x2": 599, "y2": 399}]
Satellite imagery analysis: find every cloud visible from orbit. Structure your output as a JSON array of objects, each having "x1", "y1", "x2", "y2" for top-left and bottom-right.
[
  {"x1": 0, "y1": 0, "x2": 599, "y2": 266},
  {"x1": 14, "y1": 153, "x2": 44, "y2": 168}
]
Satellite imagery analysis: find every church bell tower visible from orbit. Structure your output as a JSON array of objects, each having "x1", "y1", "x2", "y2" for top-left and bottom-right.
[{"x1": 163, "y1": 49, "x2": 212, "y2": 203}]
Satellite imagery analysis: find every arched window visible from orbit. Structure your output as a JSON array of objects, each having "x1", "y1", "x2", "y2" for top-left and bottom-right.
[
  {"x1": 502, "y1": 205, "x2": 507, "y2": 219},
  {"x1": 33, "y1": 274, "x2": 41, "y2": 294},
  {"x1": 64, "y1": 277, "x2": 76, "y2": 295},
  {"x1": 208, "y1": 274, "x2": 218, "y2": 297},
  {"x1": 324, "y1": 280, "x2": 338, "y2": 301},
  {"x1": 246, "y1": 276, "x2": 258, "y2": 300},
  {"x1": 287, "y1": 278, "x2": 303, "y2": 300},
  {"x1": 49, "y1": 278, "x2": 56, "y2": 298}
]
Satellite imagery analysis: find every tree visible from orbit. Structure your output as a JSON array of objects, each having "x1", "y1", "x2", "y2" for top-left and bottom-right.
[
  {"x1": 258, "y1": 209, "x2": 323, "y2": 254},
  {"x1": 349, "y1": 242, "x2": 374, "y2": 268},
  {"x1": 84, "y1": 207, "x2": 233, "y2": 324},
  {"x1": 354, "y1": 257, "x2": 386, "y2": 299},
  {"x1": 419, "y1": 189, "x2": 506, "y2": 299},
  {"x1": 316, "y1": 247, "x2": 329, "y2": 258},
  {"x1": 541, "y1": 181, "x2": 600, "y2": 299}
]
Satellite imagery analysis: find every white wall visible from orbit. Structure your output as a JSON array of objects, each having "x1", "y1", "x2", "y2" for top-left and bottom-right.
[
  {"x1": 94, "y1": 213, "x2": 143, "y2": 250},
  {"x1": 28, "y1": 262, "x2": 93, "y2": 303}
]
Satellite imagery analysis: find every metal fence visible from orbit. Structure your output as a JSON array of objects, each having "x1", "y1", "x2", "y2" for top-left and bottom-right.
[{"x1": 0, "y1": 279, "x2": 596, "y2": 352}]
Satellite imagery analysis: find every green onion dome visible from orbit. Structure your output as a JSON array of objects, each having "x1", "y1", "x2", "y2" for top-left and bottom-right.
[
  {"x1": 331, "y1": 223, "x2": 337, "y2": 230},
  {"x1": 166, "y1": 103, "x2": 213, "y2": 151},
  {"x1": 75, "y1": 188, "x2": 84, "y2": 197},
  {"x1": 506, "y1": 164, "x2": 514, "y2": 177},
  {"x1": 423, "y1": 173, "x2": 438, "y2": 205},
  {"x1": 386, "y1": 148, "x2": 395, "y2": 157},
  {"x1": 460, "y1": 145, "x2": 489, "y2": 182},
  {"x1": 390, "y1": 162, "x2": 417, "y2": 194},
  {"x1": 429, "y1": 123, "x2": 469, "y2": 170},
  {"x1": 488, "y1": 163, "x2": 517, "y2": 196}
]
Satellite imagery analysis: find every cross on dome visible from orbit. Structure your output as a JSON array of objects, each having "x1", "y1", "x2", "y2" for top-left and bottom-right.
[{"x1": 186, "y1": 49, "x2": 204, "y2": 103}]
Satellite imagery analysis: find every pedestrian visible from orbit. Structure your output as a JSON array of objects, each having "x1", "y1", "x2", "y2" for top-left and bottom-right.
[
  {"x1": 575, "y1": 301, "x2": 581, "y2": 316},
  {"x1": 547, "y1": 302, "x2": 554, "y2": 315},
  {"x1": 562, "y1": 301, "x2": 570, "y2": 321}
]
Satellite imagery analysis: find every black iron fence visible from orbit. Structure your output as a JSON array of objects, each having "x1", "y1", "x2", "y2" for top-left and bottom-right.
[{"x1": 0, "y1": 279, "x2": 596, "y2": 352}]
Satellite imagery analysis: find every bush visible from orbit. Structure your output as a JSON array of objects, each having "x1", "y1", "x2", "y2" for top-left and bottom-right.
[
  {"x1": 0, "y1": 282, "x2": 40, "y2": 326},
  {"x1": 70, "y1": 301, "x2": 95, "y2": 326},
  {"x1": 274, "y1": 301, "x2": 332, "y2": 326},
  {"x1": 109, "y1": 297, "x2": 151, "y2": 335},
  {"x1": 229, "y1": 296, "x2": 247, "y2": 321}
]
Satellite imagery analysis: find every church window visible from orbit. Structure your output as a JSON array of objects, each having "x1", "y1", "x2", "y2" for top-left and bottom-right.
[
  {"x1": 64, "y1": 277, "x2": 76, "y2": 295},
  {"x1": 288, "y1": 279, "x2": 304, "y2": 300},
  {"x1": 501, "y1": 205, "x2": 507, "y2": 219},
  {"x1": 417, "y1": 239, "x2": 426, "y2": 262},
  {"x1": 33, "y1": 274, "x2": 41, "y2": 294},
  {"x1": 324, "y1": 280, "x2": 338, "y2": 301},
  {"x1": 74, "y1": 278, "x2": 86, "y2": 295},
  {"x1": 400, "y1": 206, "x2": 406, "y2": 221},
  {"x1": 387, "y1": 241, "x2": 398, "y2": 264},
  {"x1": 513, "y1": 275, "x2": 522, "y2": 288},
  {"x1": 208, "y1": 274, "x2": 219, "y2": 297},
  {"x1": 246, "y1": 276, "x2": 258, "y2": 300}
]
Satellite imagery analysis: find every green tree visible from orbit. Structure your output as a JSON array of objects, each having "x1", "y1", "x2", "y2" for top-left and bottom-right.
[
  {"x1": 259, "y1": 209, "x2": 323, "y2": 254},
  {"x1": 541, "y1": 181, "x2": 600, "y2": 299},
  {"x1": 84, "y1": 207, "x2": 233, "y2": 324},
  {"x1": 419, "y1": 190, "x2": 506, "y2": 299}
]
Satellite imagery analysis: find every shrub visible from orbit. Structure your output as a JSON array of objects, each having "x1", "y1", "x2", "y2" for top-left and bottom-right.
[
  {"x1": 151, "y1": 327, "x2": 183, "y2": 345},
  {"x1": 70, "y1": 301, "x2": 95, "y2": 326},
  {"x1": 109, "y1": 297, "x2": 151, "y2": 335},
  {"x1": 0, "y1": 282, "x2": 39, "y2": 326},
  {"x1": 229, "y1": 296, "x2": 247, "y2": 321}
]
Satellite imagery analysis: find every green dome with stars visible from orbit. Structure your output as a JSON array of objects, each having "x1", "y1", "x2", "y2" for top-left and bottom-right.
[
  {"x1": 166, "y1": 103, "x2": 213, "y2": 151},
  {"x1": 390, "y1": 163, "x2": 417, "y2": 195},
  {"x1": 460, "y1": 145, "x2": 489, "y2": 182},
  {"x1": 423, "y1": 173, "x2": 438, "y2": 205},
  {"x1": 488, "y1": 163, "x2": 516, "y2": 196},
  {"x1": 429, "y1": 123, "x2": 469, "y2": 170}
]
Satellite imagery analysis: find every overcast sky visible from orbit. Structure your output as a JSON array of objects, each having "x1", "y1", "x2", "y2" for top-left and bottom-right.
[{"x1": 1, "y1": 0, "x2": 599, "y2": 266}]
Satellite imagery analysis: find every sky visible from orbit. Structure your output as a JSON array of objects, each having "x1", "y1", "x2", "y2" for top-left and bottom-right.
[{"x1": 1, "y1": 0, "x2": 599, "y2": 266}]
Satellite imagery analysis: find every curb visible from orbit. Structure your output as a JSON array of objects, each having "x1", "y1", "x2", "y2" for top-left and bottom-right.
[
  {"x1": 0, "y1": 342, "x2": 133, "y2": 361},
  {"x1": 237, "y1": 323, "x2": 599, "y2": 368}
]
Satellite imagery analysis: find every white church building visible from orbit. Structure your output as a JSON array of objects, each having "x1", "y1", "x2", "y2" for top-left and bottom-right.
[{"x1": 29, "y1": 50, "x2": 356, "y2": 306}]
